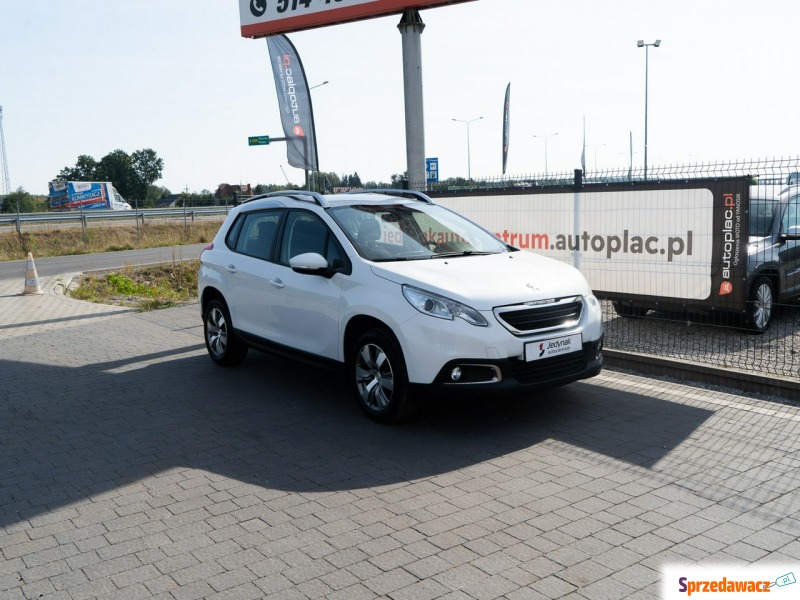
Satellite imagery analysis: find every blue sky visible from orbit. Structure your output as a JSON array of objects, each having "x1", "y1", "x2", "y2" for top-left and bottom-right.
[{"x1": 2, "y1": 0, "x2": 798, "y2": 196}]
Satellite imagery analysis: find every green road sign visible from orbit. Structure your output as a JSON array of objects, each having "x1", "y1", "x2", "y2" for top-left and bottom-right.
[{"x1": 248, "y1": 135, "x2": 270, "y2": 146}]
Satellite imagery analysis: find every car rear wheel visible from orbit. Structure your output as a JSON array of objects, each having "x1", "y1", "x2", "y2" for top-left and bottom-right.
[
  {"x1": 204, "y1": 298, "x2": 248, "y2": 366},
  {"x1": 350, "y1": 329, "x2": 417, "y2": 423},
  {"x1": 745, "y1": 276, "x2": 774, "y2": 333}
]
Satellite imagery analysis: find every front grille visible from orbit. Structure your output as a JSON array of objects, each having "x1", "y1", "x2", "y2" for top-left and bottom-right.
[
  {"x1": 510, "y1": 347, "x2": 589, "y2": 384},
  {"x1": 494, "y1": 297, "x2": 583, "y2": 335}
]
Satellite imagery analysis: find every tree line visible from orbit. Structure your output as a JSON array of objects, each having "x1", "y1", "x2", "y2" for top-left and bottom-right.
[
  {"x1": 1, "y1": 148, "x2": 165, "y2": 213},
  {"x1": 56, "y1": 148, "x2": 164, "y2": 203},
  {"x1": 1, "y1": 145, "x2": 480, "y2": 213}
]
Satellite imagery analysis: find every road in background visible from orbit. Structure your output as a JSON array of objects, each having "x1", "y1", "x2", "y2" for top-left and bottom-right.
[{"x1": 0, "y1": 243, "x2": 206, "y2": 280}]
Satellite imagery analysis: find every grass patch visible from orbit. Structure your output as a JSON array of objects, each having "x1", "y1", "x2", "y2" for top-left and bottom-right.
[
  {"x1": 0, "y1": 221, "x2": 215, "y2": 311},
  {"x1": 0, "y1": 221, "x2": 222, "y2": 262},
  {"x1": 68, "y1": 259, "x2": 200, "y2": 311}
]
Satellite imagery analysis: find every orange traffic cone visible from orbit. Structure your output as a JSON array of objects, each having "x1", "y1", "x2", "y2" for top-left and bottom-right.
[{"x1": 23, "y1": 252, "x2": 45, "y2": 295}]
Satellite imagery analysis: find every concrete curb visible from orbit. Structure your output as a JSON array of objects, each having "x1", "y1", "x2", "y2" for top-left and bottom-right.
[{"x1": 604, "y1": 348, "x2": 800, "y2": 402}]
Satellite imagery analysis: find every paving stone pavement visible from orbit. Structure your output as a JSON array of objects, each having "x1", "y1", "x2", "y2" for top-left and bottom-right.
[{"x1": 1, "y1": 272, "x2": 799, "y2": 599}]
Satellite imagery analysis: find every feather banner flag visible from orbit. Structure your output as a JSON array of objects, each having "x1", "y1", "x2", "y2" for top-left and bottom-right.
[
  {"x1": 502, "y1": 83, "x2": 511, "y2": 174},
  {"x1": 267, "y1": 35, "x2": 319, "y2": 171}
]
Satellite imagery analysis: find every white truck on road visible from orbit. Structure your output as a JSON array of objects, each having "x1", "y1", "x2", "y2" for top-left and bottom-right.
[{"x1": 49, "y1": 181, "x2": 132, "y2": 211}]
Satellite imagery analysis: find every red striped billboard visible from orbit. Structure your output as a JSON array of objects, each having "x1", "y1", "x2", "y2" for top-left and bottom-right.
[{"x1": 240, "y1": 0, "x2": 476, "y2": 38}]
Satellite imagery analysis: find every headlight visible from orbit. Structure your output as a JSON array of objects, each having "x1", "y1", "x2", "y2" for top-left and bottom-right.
[{"x1": 402, "y1": 285, "x2": 488, "y2": 326}]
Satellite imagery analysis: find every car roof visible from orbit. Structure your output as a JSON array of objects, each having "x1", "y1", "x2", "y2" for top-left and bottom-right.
[
  {"x1": 241, "y1": 189, "x2": 433, "y2": 210},
  {"x1": 325, "y1": 193, "x2": 429, "y2": 207}
]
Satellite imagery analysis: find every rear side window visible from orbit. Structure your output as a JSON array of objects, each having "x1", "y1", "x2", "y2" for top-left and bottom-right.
[
  {"x1": 232, "y1": 211, "x2": 282, "y2": 261},
  {"x1": 224, "y1": 215, "x2": 245, "y2": 250}
]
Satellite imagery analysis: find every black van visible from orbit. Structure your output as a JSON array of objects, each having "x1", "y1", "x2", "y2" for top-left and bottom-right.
[{"x1": 746, "y1": 185, "x2": 800, "y2": 331}]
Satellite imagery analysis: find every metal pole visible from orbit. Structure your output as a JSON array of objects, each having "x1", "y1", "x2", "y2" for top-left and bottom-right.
[
  {"x1": 586, "y1": 143, "x2": 606, "y2": 171},
  {"x1": 398, "y1": 10, "x2": 426, "y2": 191},
  {"x1": 544, "y1": 138, "x2": 548, "y2": 176},
  {"x1": 644, "y1": 44, "x2": 649, "y2": 180},
  {"x1": 80, "y1": 195, "x2": 86, "y2": 242},
  {"x1": 638, "y1": 39, "x2": 660, "y2": 180},
  {"x1": 533, "y1": 133, "x2": 557, "y2": 177},
  {"x1": 466, "y1": 123, "x2": 472, "y2": 179},
  {"x1": 453, "y1": 117, "x2": 483, "y2": 180}
]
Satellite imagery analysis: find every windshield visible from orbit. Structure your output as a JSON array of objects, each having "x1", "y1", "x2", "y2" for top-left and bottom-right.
[
  {"x1": 749, "y1": 200, "x2": 778, "y2": 237},
  {"x1": 329, "y1": 202, "x2": 508, "y2": 261}
]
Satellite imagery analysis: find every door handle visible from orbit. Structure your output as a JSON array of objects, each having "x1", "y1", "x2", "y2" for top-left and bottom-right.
[
  {"x1": 225, "y1": 264, "x2": 237, "y2": 273},
  {"x1": 269, "y1": 278, "x2": 284, "y2": 289}
]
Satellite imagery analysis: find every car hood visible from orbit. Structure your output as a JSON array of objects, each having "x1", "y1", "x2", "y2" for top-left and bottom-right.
[{"x1": 369, "y1": 251, "x2": 591, "y2": 310}]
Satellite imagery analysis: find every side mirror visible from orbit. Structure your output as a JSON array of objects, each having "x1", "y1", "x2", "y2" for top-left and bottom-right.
[
  {"x1": 781, "y1": 225, "x2": 800, "y2": 241},
  {"x1": 289, "y1": 252, "x2": 334, "y2": 277}
]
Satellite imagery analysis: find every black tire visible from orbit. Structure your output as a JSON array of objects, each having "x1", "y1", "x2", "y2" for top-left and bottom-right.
[
  {"x1": 203, "y1": 298, "x2": 248, "y2": 366},
  {"x1": 612, "y1": 301, "x2": 648, "y2": 318},
  {"x1": 350, "y1": 329, "x2": 417, "y2": 423},
  {"x1": 745, "y1": 276, "x2": 774, "y2": 334}
]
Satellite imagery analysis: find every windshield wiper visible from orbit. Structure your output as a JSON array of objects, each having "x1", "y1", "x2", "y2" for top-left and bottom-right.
[{"x1": 431, "y1": 251, "x2": 494, "y2": 259}]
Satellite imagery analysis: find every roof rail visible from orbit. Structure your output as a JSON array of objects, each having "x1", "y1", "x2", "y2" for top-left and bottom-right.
[
  {"x1": 259, "y1": 190, "x2": 329, "y2": 208},
  {"x1": 343, "y1": 189, "x2": 433, "y2": 204}
]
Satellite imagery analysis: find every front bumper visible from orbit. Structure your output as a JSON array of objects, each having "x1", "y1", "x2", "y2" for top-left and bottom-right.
[
  {"x1": 396, "y1": 296, "x2": 604, "y2": 386},
  {"x1": 426, "y1": 336, "x2": 604, "y2": 391}
]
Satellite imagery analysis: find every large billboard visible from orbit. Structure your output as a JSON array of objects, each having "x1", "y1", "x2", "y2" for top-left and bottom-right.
[
  {"x1": 240, "y1": 0, "x2": 476, "y2": 38},
  {"x1": 432, "y1": 179, "x2": 750, "y2": 311}
]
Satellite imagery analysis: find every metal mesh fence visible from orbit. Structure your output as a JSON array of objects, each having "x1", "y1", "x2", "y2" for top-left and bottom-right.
[
  {"x1": 419, "y1": 157, "x2": 800, "y2": 382},
  {"x1": 417, "y1": 156, "x2": 800, "y2": 191},
  {"x1": 601, "y1": 300, "x2": 799, "y2": 380}
]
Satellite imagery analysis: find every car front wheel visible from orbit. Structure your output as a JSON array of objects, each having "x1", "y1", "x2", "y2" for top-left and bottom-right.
[
  {"x1": 204, "y1": 298, "x2": 248, "y2": 366},
  {"x1": 745, "y1": 276, "x2": 774, "y2": 333},
  {"x1": 350, "y1": 329, "x2": 417, "y2": 423}
]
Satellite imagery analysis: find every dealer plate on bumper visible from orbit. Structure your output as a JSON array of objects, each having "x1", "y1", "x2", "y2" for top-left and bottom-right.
[{"x1": 525, "y1": 333, "x2": 583, "y2": 362}]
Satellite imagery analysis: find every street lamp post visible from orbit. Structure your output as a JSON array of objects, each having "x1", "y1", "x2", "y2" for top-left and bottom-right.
[
  {"x1": 637, "y1": 39, "x2": 661, "y2": 179},
  {"x1": 532, "y1": 132, "x2": 558, "y2": 176},
  {"x1": 452, "y1": 116, "x2": 483, "y2": 179},
  {"x1": 586, "y1": 143, "x2": 607, "y2": 171}
]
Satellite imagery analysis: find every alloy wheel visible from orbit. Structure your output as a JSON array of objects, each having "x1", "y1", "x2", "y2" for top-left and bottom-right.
[
  {"x1": 206, "y1": 306, "x2": 228, "y2": 359},
  {"x1": 752, "y1": 282, "x2": 773, "y2": 331},
  {"x1": 355, "y1": 343, "x2": 395, "y2": 412}
]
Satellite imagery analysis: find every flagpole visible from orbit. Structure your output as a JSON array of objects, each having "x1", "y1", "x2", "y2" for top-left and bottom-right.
[{"x1": 580, "y1": 116, "x2": 586, "y2": 176}]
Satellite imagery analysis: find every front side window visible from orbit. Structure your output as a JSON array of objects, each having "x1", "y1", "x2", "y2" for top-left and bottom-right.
[
  {"x1": 750, "y1": 200, "x2": 778, "y2": 237},
  {"x1": 783, "y1": 197, "x2": 800, "y2": 235},
  {"x1": 280, "y1": 211, "x2": 347, "y2": 270}
]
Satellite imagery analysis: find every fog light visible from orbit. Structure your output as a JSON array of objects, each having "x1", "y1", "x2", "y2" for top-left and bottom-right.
[{"x1": 450, "y1": 367, "x2": 462, "y2": 381}]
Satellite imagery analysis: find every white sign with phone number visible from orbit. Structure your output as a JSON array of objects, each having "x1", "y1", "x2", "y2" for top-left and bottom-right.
[{"x1": 525, "y1": 333, "x2": 582, "y2": 362}]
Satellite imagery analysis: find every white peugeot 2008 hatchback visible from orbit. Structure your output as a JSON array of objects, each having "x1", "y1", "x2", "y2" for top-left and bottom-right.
[{"x1": 199, "y1": 190, "x2": 604, "y2": 423}]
